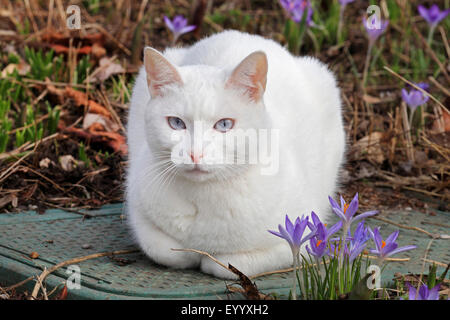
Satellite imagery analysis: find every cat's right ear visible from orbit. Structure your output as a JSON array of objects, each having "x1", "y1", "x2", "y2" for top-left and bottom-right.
[
  {"x1": 144, "y1": 47, "x2": 183, "y2": 97},
  {"x1": 225, "y1": 51, "x2": 268, "y2": 103}
]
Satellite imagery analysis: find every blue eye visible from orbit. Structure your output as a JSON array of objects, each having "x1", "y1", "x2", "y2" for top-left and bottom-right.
[
  {"x1": 214, "y1": 118, "x2": 235, "y2": 132},
  {"x1": 167, "y1": 117, "x2": 186, "y2": 130}
]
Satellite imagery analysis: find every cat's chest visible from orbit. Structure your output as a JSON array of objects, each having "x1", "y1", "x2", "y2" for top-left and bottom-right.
[{"x1": 148, "y1": 180, "x2": 275, "y2": 236}]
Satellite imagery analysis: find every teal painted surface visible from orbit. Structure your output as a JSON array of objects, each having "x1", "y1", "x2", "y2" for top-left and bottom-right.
[{"x1": 0, "y1": 203, "x2": 448, "y2": 299}]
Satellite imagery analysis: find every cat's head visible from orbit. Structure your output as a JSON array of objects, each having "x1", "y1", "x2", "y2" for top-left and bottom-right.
[{"x1": 142, "y1": 47, "x2": 270, "y2": 182}]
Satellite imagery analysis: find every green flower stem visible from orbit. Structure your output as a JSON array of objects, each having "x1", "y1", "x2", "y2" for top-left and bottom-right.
[
  {"x1": 296, "y1": 254, "x2": 305, "y2": 299},
  {"x1": 362, "y1": 42, "x2": 374, "y2": 88},
  {"x1": 291, "y1": 254, "x2": 297, "y2": 300},
  {"x1": 427, "y1": 25, "x2": 436, "y2": 46}
]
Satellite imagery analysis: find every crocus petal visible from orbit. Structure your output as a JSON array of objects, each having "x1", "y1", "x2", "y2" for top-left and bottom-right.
[
  {"x1": 371, "y1": 227, "x2": 383, "y2": 251},
  {"x1": 385, "y1": 230, "x2": 399, "y2": 246},
  {"x1": 416, "y1": 82, "x2": 429, "y2": 91},
  {"x1": 349, "y1": 241, "x2": 366, "y2": 262},
  {"x1": 278, "y1": 224, "x2": 293, "y2": 244},
  {"x1": 327, "y1": 220, "x2": 343, "y2": 239},
  {"x1": 401, "y1": 88, "x2": 410, "y2": 104},
  {"x1": 310, "y1": 211, "x2": 321, "y2": 226},
  {"x1": 164, "y1": 16, "x2": 175, "y2": 32},
  {"x1": 329, "y1": 196, "x2": 347, "y2": 221},
  {"x1": 406, "y1": 282, "x2": 417, "y2": 300},
  {"x1": 292, "y1": 221, "x2": 306, "y2": 247},
  {"x1": 351, "y1": 210, "x2": 378, "y2": 223},
  {"x1": 180, "y1": 25, "x2": 196, "y2": 34},
  {"x1": 418, "y1": 5, "x2": 431, "y2": 24},
  {"x1": 384, "y1": 245, "x2": 417, "y2": 258},
  {"x1": 418, "y1": 284, "x2": 429, "y2": 300},
  {"x1": 328, "y1": 195, "x2": 342, "y2": 212},
  {"x1": 427, "y1": 284, "x2": 441, "y2": 300},
  {"x1": 340, "y1": 195, "x2": 345, "y2": 208},
  {"x1": 345, "y1": 193, "x2": 359, "y2": 218},
  {"x1": 316, "y1": 223, "x2": 326, "y2": 240},
  {"x1": 285, "y1": 215, "x2": 294, "y2": 235},
  {"x1": 268, "y1": 229, "x2": 283, "y2": 238},
  {"x1": 381, "y1": 242, "x2": 398, "y2": 256},
  {"x1": 301, "y1": 228, "x2": 317, "y2": 245},
  {"x1": 331, "y1": 206, "x2": 347, "y2": 221}
]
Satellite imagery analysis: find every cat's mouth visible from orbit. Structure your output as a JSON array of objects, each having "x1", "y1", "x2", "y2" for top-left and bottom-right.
[{"x1": 186, "y1": 165, "x2": 210, "y2": 175}]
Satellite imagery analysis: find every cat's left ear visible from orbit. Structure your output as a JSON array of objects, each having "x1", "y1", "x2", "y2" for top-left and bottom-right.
[
  {"x1": 144, "y1": 47, "x2": 183, "y2": 97},
  {"x1": 225, "y1": 51, "x2": 268, "y2": 102}
]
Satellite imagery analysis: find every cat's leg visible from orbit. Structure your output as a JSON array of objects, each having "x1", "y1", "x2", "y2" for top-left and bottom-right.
[
  {"x1": 200, "y1": 243, "x2": 292, "y2": 279},
  {"x1": 131, "y1": 213, "x2": 201, "y2": 269}
]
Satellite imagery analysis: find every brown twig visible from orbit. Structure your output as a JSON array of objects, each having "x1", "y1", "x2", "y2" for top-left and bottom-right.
[
  {"x1": 371, "y1": 216, "x2": 439, "y2": 239},
  {"x1": 30, "y1": 249, "x2": 139, "y2": 299},
  {"x1": 384, "y1": 66, "x2": 449, "y2": 115},
  {"x1": 171, "y1": 248, "x2": 232, "y2": 274}
]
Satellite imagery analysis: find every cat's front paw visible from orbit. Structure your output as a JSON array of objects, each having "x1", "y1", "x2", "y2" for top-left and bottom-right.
[{"x1": 200, "y1": 254, "x2": 239, "y2": 279}]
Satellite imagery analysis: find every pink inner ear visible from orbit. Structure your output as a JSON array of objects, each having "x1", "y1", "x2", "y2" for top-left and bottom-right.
[
  {"x1": 144, "y1": 48, "x2": 183, "y2": 97},
  {"x1": 226, "y1": 51, "x2": 268, "y2": 102}
]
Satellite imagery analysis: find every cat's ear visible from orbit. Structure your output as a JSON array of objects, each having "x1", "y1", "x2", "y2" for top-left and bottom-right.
[
  {"x1": 225, "y1": 51, "x2": 268, "y2": 102},
  {"x1": 144, "y1": 47, "x2": 183, "y2": 97}
]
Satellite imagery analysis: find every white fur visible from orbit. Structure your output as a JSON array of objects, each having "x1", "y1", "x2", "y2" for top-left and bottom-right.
[{"x1": 126, "y1": 30, "x2": 346, "y2": 278}]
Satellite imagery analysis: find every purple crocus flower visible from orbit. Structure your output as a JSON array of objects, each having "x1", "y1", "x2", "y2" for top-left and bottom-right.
[
  {"x1": 369, "y1": 228, "x2": 417, "y2": 261},
  {"x1": 328, "y1": 221, "x2": 370, "y2": 262},
  {"x1": 163, "y1": 15, "x2": 196, "y2": 43},
  {"x1": 348, "y1": 220, "x2": 371, "y2": 244},
  {"x1": 401, "y1": 82, "x2": 429, "y2": 111},
  {"x1": 418, "y1": 4, "x2": 450, "y2": 28},
  {"x1": 306, "y1": 223, "x2": 328, "y2": 259},
  {"x1": 345, "y1": 221, "x2": 370, "y2": 262},
  {"x1": 328, "y1": 193, "x2": 378, "y2": 231},
  {"x1": 406, "y1": 282, "x2": 440, "y2": 300},
  {"x1": 339, "y1": 0, "x2": 355, "y2": 6},
  {"x1": 268, "y1": 215, "x2": 315, "y2": 255},
  {"x1": 280, "y1": 0, "x2": 313, "y2": 25},
  {"x1": 364, "y1": 17, "x2": 389, "y2": 45},
  {"x1": 308, "y1": 211, "x2": 343, "y2": 240}
]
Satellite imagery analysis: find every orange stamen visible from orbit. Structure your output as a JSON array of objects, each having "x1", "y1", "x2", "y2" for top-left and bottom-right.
[
  {"x1": 343, "y1": 203, "x2": 349, "y2": 214},
  {"x1": 316, "y1": 240, "x2": 323, "y2": 247},
  {"x1": 381, "y1": 240, "x2": 386, "y2": 248}
]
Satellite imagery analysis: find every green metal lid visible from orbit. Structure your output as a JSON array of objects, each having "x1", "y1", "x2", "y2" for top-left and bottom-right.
[{"x1": 0, "y1": 203, "x2": 448, "y2": 299}]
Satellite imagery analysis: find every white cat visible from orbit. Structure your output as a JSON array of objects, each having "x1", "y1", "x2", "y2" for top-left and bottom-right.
[{"x1": 126, "y1": 30, "x2": 345, "y2": 279}]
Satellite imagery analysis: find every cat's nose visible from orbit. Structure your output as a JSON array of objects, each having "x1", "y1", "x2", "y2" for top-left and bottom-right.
[{"x1": 190, "y1": 152, "x2": 203, "y2": 164}]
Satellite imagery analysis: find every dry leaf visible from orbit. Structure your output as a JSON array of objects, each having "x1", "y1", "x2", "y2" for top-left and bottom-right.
[
  {"x1": 1, "y1": 61, "x2": 30, "y2": 78},
  {"x1": 65, "y1": 87, "x2": 111, "y2": 118},
  {"x1": 90, "y1": 57, "x2": 125, "y2": 82},
  {"x1": 83, "y1": 113, "x2": 119, "y2": 132},
  {"x1": 353, "y1": 132, "x2": 386, "y2": 164},
  {"x1": 59, "y1": 155, "x2": 78, "y2": 172},
  {"x1": 92, "y1": 42, "x2": 106, "y2": 58},
  {"x1": 362, "y1": 94, "x2": 396, "y2": 104},
  {"x1": 58, "y1": 285, "x2": 68, "y2": 300},
  {"x1": 39, "y1": 157, "x2": 53, "y2": 169},
  {"x1": 49, "y1": 44, "x2": 94, "y2": 55},
  {"x1": 431, "y1": 110, "x2": 450, "y2": 134},
  {"x1": 0, "y1": 194, "x2": 15, "y2": 209},
  {"x1": 64, "y1": 127, "x2": 128, "y2": 156},
  {"x1": 30, "y1": 252, "x2": 39, "y2": 259},
  {"x1": 11, "y1": 195, "x2": 17, "y2": 208},
  {"x1": 227, "y1": 264, "x2": 272, "y2": 300}
]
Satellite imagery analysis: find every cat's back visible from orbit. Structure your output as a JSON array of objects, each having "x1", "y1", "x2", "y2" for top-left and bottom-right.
[{"x1": 164, "y1": 30, "x2": 297, "y2": 74}]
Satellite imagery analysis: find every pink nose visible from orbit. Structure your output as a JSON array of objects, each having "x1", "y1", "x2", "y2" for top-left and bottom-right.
[{"x1": 190, "y1": 152, "x2": 203, "y2": 164}]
